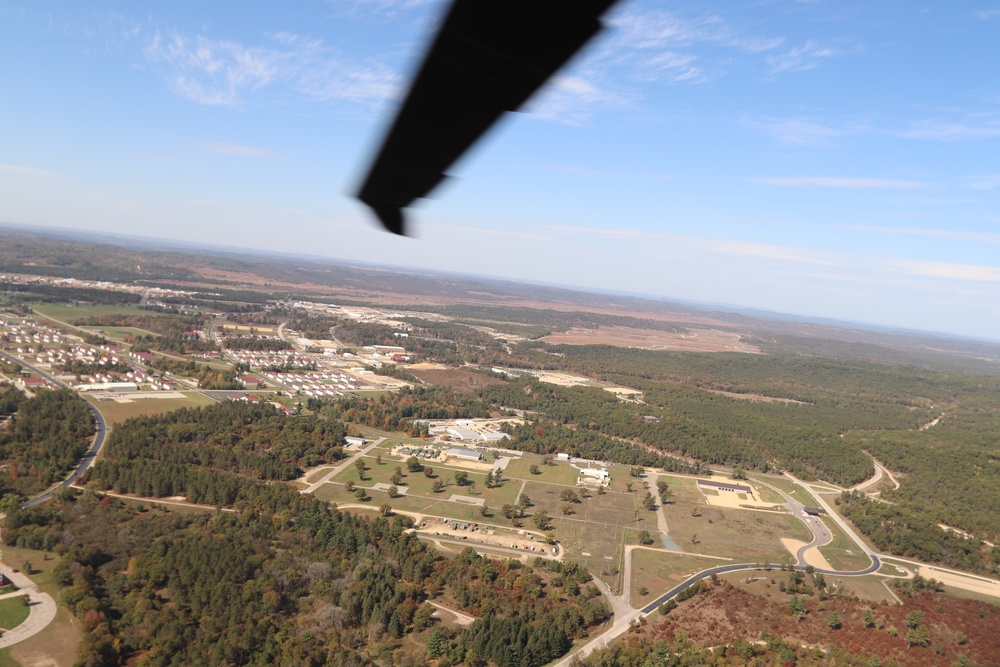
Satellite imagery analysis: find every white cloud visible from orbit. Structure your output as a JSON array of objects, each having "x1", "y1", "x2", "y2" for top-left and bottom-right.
[
  {"x1": 747, "y1": 176, "x2": 925, "y2": 189},
  {"x1": 144, "y1": 30, "x2": 399, "y2": 107},
  {"x1": 968, "y1": 174, "x2": 1000, "y2": 190},
  {"x1": 197, "y1": 141, "x2": 277, "y2": 159},
  {"x1": 766, "y1": 40, "x2": 838, "y2": 74},
  {"x1": 836, "y1": 225, "x2": 1000, "y2": 244},
  {"x1": 901, "y1": 117, "x2": 1000, "y2": 141},
  {"x1": 748, "y1": 117, "x2": 849, "y2": 146},
  {"x1": 974, "y1": 9, "x2": 1000, "y2": 20},
  {"x1": 0, "y1": 163, "x2": 58, "y2": 179},
  {"x1": 891, "y1": 260, "x2": 1000, "y2": 283},
  {"x1": 528, "y1": 73, "x2": 628, "y2": 125}
]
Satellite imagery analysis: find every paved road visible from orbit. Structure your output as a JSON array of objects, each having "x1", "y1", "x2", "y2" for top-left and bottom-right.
[
  {"x1": 0, "y1": 567, "x2": 57, "y2": 649},
  {"x1": 0, "y1": 351, "x2": 110, "y2": 509},
  {"x1": 301, "y1": 439, "x2": 385, "y2": 494}
]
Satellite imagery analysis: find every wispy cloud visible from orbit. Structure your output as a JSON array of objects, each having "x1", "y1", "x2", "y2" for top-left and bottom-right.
[
  {"x1": 968, "y1": 174, "x2": 1000, "y2": 190},
  {"x1": 748, "y1": 117, "x2": 850, "y2": 146},
  {"x1": 974, "y1": 9, "x2": 1000, "y2": 20},
  {"x1": 143, "y1": 30, "x2": 399, "y2": 107},
  {"x1": 836, "y1": 225, "x2": 1000, "y2": 244},
  {"x1": 528, "y1": 73, "x2": 629, "y2": 125},
  {"x1": 766, "y1": 40, "x2": 838, "y2": 74},
  {"x1": 900, "y1": 116, "x2": 1000, "y2": 141},
  {"x1": 197, "y1": 141, "x2": 277, "y2": 159},
  {"x1": 0, "y1": 163, "x2": 58, "y2": 179},
  {"x1": 747, "y1": 176, "x2": 925, "y2": 189},
  {"x1": 891, "y1": 260, "x2": 1000, "y2": 283},
  {"x1": 329, "y1": 0, "x2": 440, "y2": 19}
]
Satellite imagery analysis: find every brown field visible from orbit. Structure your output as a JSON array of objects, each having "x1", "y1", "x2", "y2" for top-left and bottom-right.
[
  {"x1": 541, "y1": 326, "x2": 761, "y2": 354},
  {"x1": 408, "y1": 367, "x2": 506, "y2": 393}
]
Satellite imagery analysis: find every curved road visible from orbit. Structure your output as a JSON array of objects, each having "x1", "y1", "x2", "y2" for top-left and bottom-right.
[{"x1": 0, "y1": 350, "x2": 110, "y2": 508}]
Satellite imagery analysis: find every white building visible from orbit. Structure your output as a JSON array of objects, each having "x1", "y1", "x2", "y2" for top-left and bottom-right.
[
  {"x1": 556, "y1": 452, "x2": 570, "y2": 462},
  {"x1": 448, "y1": 448, "x2": 483, "y2": 461},
  {"x1": 446, "y1": 426, "x2": 480, "y2": 441},
  {"x1": 580, "y1": 468, "x2": 610, "y2": 482},
  {"x1": 344, "y1": 436, "x2": 366, "y2": 447}
]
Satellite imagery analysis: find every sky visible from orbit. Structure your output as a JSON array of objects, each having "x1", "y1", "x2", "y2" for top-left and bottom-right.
[{"x1": 1, "y1": 1, "x2": 999, "y2": 340}]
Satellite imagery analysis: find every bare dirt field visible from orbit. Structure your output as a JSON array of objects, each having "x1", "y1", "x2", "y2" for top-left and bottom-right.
[
  {"x1": 541, "y1": 326, "x2": 761, "y2": 354},
  {"x1": 409, "y1": 367, "x2": 506, "y2": 393}
]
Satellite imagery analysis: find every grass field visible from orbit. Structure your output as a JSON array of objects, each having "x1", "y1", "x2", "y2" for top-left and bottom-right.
[
  {"x1": 0, "y1": 597, "x2": 29, "y2": 631},
  {"x1": 819, "y1": 546, "x2": 874, "y2": 572},
  {"x1": 760, "y1": 476, "x2": 821, "y2": 507},
  {"x1": 80, "y1": 325, "x2": 160, "y2": 340},
  {"x1": 503, "y1": 458, "x2": 580, "y2": 486},
  {"x1": 86, "y1": 392, "x2": 215, "y2": 425},
  {"x1": 33, "y1": 303, "x2": 145, "y2": 321},
  {"x1": 0, "y1": 545, "x2": 82, "y2": 667},
  {"x1": 658, "y1": 481, "x2": 809, "y2": 563},
  {"x1": 632, "y1": 549, "x2": 732, "y2": 607}
]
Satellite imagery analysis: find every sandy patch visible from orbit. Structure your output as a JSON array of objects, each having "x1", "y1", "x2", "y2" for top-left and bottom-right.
[
  {"x1": 702, "y1": 389, "x2": 808, "y2": 405},
  {"x1": 782, "y1": 538, "x2": 807, "y2": 558},
  {"x1": 916, "y1": 565, "x2": 1000, "y2": 599},
  {"x1": 541, "y1": 326, "x2": 761, "y2": 354},
  {"x1": 802, "y1": 548, "x2": 835, "y2": 571},
  {"x1": 698, "y1": 482, "x2": 777, "y2": 510}
]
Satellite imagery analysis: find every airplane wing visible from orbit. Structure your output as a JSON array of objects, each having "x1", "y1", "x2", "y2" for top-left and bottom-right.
[{"x1": 356, "y1": 0, "x2": 620, "y2": 235}]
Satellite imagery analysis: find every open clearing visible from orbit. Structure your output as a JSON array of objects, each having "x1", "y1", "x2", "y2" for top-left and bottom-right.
[
  {"x1": 701, "y1": 388, "x2": 808, "y2": 405},
  {"x1": 630, "y1": 548, "x2": 730, "y2": 608},
  {"x1": 0, "y1": 545, "x2": 81, "y2": 667},
  {"x1": 408, "y1": 367, "x2": 505, "y2": 393},
  {"x1": 541, "y1": 326, "x2": 761, "y2": 354},
  {"x1": 0, "y1": 598, "x2": 29, "y2": 632},
  {"x1": 86, "y1": 391, "x2": 215, "y2": 424}
]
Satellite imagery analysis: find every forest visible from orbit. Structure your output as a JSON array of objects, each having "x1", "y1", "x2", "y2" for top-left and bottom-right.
[
  {"x1": 86, "y1": 401, "x2": 346, "y2": 497},
  {"x1": 5, "y1": 398, "x2": 609, "y2": 666},
  {"x1": 71, "y1": 312, "x2": 217, "y2": 355},
  {"x1": 838, "y1": 491, "x2": 998, "y2": 578},
  {"x1": 0, "y1": 387, "x2": 94, "y2": 498}
]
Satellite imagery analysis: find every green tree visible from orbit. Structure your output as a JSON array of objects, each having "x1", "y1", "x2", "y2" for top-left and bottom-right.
[
  {"x1": 518, "y1": 493, "x2": 531, "y2": 508},
  {"x1": 827, "y1": 612, "x2": 841, "y2": 629},
  {"x1": 530, "y1": 464, "x2": 541, "y2": 475},
  {"x1": 638, "y1": 529, "x2": 653, "y2": 545},
  {"x1": 454, "y1": 471, "x2": 469, "y2": 486},
  {"x1": 630, "y1": 466, "x2": 645, "y2": 478},
  {"x1": 789, "y1": 594, "x2": 805, "y2": 618},
  {"x1": 387, "y1": 484, "x2": 398, "y2": 499},
  {"x1": 905, "y1": 610, "x2": 924, "y2": 629},
  {"x1": 863, "y1": 609, "x2": 875, "y2": 628},
  {"x1": 354, "y1": 488, "x2": 367, "y2": 502},
  {"x1": 406, "y1": 456, "x2": 423, "y2": 473},
  {"x1": 532, "y1": 510, "x2": 551, "y2": 531}
]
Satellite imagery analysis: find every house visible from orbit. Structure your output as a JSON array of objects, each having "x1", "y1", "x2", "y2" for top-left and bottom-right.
[
  {"x1": 238, "y1": 375, "x2": 262, "y2": 388},
  {"x1": 455, "y1": 419, "x2": 476, "y2": 427},
  {"x1": 17, "y1": 377, "x2": 48, "y2": 390},
  {"x1": 641, "y1": 415, "x2": 660, "y2": 423},
  {"x1": 345, "y1": 436, "x2": 366, "y2": 447}
]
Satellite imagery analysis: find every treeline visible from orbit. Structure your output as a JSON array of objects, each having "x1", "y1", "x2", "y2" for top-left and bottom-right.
[
  {"x1": 479, "y1": 379, "x2": 874, "y2": 485},
  {"x1": 147, "y1": 357, "x2": 242, "y2": 389},
  {"x1": 312, "y1": 386, "x2": 491, "y2": 432},
  {"x1": 59, "y1": 359, "x2": 132, "y2": 376},
  {"x1": 72, "y1": 313, "x2": 217, "y2": 355},
  {"x1": 838, "y1": 491, "x2": 999, "y2": 577},
  {"x1": 1, "y1": 282, "x2": 141, "y2": 305},
  {"x1": 87, "y1": 401, "x2": 345, "y2": 488},
  {"x1": 0, "y1": 388, "x2": 94, "y2": 497},
  {"x1": 4, "y1": 416, "x2": 609, "y2": 664},
  {"x1": 503, "y1": 421, "x2": 702, "y2": 473},
  {"x1": 222, "y1": 335, "x2": 291, "y2": 351}
]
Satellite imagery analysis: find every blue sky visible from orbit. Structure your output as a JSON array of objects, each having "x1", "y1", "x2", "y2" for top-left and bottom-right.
[{"x1": 2, "y1": 1, "x2": 999, "y2": 340}]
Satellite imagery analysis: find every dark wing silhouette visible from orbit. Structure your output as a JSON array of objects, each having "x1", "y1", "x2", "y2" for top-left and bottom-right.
[{"x1": 356, "y1": 0, "x2": 620, "y2": 235}]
